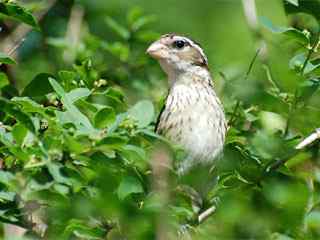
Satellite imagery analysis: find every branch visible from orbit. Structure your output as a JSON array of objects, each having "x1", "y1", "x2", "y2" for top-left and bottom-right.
[
  {"x1": 0, "y1": 0, "x2": 57, "y2": 56},
  {"x1": 151, "y1": 146, "x2": 172, "y2": 240},
  {"x1": 63, "y1": 4, "x2": 84, "y2": 63},
  {"x1": 198, "y1": 205, "x2": 216, "y2": 224},
  {"x1": 296, "y1": 128, "x2": 320, "y2": 150}
]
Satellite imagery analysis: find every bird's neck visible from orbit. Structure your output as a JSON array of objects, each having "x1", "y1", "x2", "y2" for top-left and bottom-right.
[{"x1": 167, "y1": 65, "x2": 212, "y2": 87}]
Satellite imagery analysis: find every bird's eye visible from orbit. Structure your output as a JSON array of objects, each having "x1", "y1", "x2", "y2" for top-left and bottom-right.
[{"x1": 173, "y1": 40, "x2": 185, "y2": 49}]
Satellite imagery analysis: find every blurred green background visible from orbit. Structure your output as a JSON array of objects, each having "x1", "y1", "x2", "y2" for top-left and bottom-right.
[{"x1": 1, "y1": 0, "x2": 320, "y2": 239}]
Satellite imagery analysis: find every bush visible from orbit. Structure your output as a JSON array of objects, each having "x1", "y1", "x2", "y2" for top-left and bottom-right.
[{"x1": 1, "y1": 0, "x2": 320, "y2": 239}]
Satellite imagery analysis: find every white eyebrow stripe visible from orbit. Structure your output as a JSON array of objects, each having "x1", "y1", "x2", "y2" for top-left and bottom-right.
[{"x1": 172, "y1": 35, "x2": 208, "y2": 65}]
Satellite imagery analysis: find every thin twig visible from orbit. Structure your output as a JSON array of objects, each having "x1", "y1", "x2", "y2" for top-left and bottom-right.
[
  {"x1": 303, "y1": 176, "x2": 315, "y2": 233},
  {"x1": 198, "y1": 205, "x2": 216, "y2": 224},
  {"x1": 296, "y1": 128, "x2": 320, "y2": 149},
  {"x1": 0, "y1": 38, "x2": 25, "y2": 68},
  {"x1": 245, "y1": 48, "x2": 261, "y2": 81},
  {"x1": 262, "y1": 64, "x2": 281, "y2": 91}
]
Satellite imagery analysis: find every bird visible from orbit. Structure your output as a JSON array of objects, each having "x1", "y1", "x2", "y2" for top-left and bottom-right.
[{"x1": 146, "y1": 33, "x2": 227, "y2": 175}]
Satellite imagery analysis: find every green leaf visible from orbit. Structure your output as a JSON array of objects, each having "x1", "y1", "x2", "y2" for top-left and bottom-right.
[
  {"x1": 11, "y1": 123, "x2": 28, "y2": 145},
  {"x1": 47, "y1": 162, "x2": 72, "y2": 186},
  {"x1": 94, "y1": 107, "x2": 116, "y2": 129},
  {"x1": 0, "y1": 52, "x2": 16, "y2": 65},
  {"x1": 0, "y1": 98, "x2": 35, "y2": 133},
  {"x1": 58, "y1": 70, "x2": 76, "y2": 91},
  {"x1": 260, "y1": 16, "x2": 309, "y2": 45},
  {"x1": 105, "y1": 16, "x2": 130, "y2": 39},
  {"x1": 11, "y1": 97, "x2": 47, "y2": 116},
  {"x1": 128, "y1": 100, "x2": 154, "y2": 128},
  {"x1": 119, "y1": 145, "x2": 147, "y2": 169},
  {"x1": 127, "y1": 7, "x2": 143, "y2": 25},
  {"x1": 270, "y1": 232, "x2": 295, "y2": 240},
  {"x1": 97, "y1": 135, "x2": 128, "y2": 149},
  {"x1": 306, "y1": 211, "x2": 320, "y2": 229},
  {"x1": 289, "y1": 53, "x2": 320, "y2": 74},
  {"x1": 105, "y1": 87, "x2": 125, "y2": 102},
  {"x1": 22, "y1": 73, "x2": 55, "y2": 97},
  {"x1": 170, "y1": 206, "x2": 194, "y2": 219},
  {"x1": 127, "y1": 7, "x2": 156, "y2": 31},
  {"x1": 65, "y1": 135, "x2": 89, "y2": 154},
  {"x1": 0, "y1": 191, "x2": 15, "y2": 202},
  {"x1": 297, "y1": 79, "x2": 320, "y2": 101},
  {"x1": 0, "y1": 72, "x2": 9, "y2": 89},
  {"x1": 0, "y1": 3, "x2": 39, "y2": 29},
  {"x1": 49, "y1": 78, "x2": 96, "y2": 133},
  {"x1": 120, "y1": 145, "x2": 146, "y2": 162},
  {"x1": 103, "y1": 42, "x2": 130, "y2": 62},
  {"x1": 0, "y1": 171, "x2": 14, "y2": 186},
  {"x1": 131, "y1": 15, "x2": 156, "y2": 32},
  {"x1": 66, "y1": 88, "x2": 91, "y2": 103},
  {"x1": 117, "y1": 176, "x2": 144, "y2": 200},
  {"x1": 58, "y1": 70, "x2": 76, "y2": 82},
  {"x1": 63, "y1": 219, "x2": 106, "y2": 239}
]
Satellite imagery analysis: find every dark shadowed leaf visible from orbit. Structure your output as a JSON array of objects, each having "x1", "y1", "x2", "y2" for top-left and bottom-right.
[
  {"x1": 22, "y1": 73, "x2": 55, "y2": 97},
  {"x1": 297, "y1": 79, "x2": 320, "y2": 101},
  {"x1": 0, "y1": 98, "x2": 35, "y2": 132}
]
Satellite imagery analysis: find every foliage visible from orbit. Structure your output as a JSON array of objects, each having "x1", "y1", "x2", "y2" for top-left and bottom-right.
[{"x1": 1, "y1": 0, "x2": 320, "y2": 239}]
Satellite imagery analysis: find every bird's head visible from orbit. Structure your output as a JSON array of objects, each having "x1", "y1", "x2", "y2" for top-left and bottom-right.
[{"x1": 147, "y1": 33, "x2": 208, "y2": 77}]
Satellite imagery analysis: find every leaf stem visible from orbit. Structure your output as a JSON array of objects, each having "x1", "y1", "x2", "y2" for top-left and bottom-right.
[{"x1": 284, "y1": 32, "x2": 320, "y2": 137}]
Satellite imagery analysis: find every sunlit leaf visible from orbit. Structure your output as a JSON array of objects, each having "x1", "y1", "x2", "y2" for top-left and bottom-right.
[
  {"x1": 117, "y1": 176, "x2": 144, "y2": 200},
  {"x1": 260, "y1": 16, "x2": 309, "y2": 45},
  {"x1": 0, "y1": 52, "x2": 15, "y2": 65},
  {"x1": 0, "y1": 2, "x2": 39, "y2": 29},
  {"x1": 306, "y1": 211, "x2": 320, "y2": 229},
  {"x1": 128, "y1": 100, "x2": 154, "y2": 128},
  {"x1": 288, "y1": 53, "x2": 320, "y2": 74},
  {"x1": 94, "y1": 107, "x2": 116, "y2": 129},
  {"x1": 105, "y1": 16, "x2": 130, "y2": 39},
  {"x1": 66, "y1": 88, "x2": 91, "y2": 103},
  {"x1": 0, "y1": 72, "x2": 9, "y2": 89},
  {"x1": 49, "y1": 78, "x2": 96, "y2": 133}
]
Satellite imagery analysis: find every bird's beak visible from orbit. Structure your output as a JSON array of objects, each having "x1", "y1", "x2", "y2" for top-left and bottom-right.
[{"x1": 146, "y1": 41, "x2": 167, "y2": 59}]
